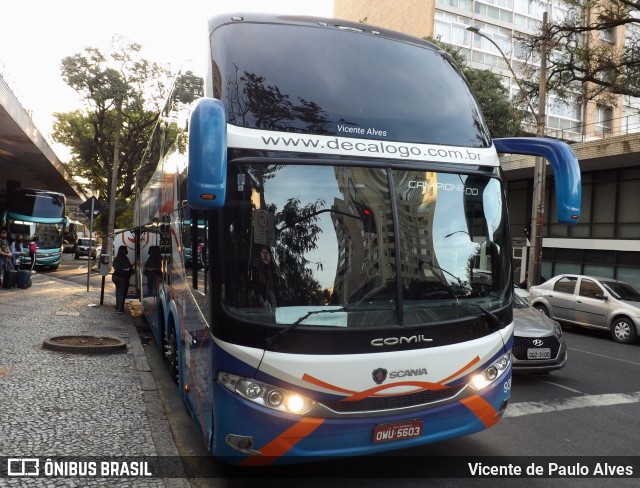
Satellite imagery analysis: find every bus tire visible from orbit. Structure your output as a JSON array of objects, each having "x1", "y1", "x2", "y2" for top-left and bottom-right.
[{"x1": 167, "y1": 325, "x2": 180, "y2": 384}]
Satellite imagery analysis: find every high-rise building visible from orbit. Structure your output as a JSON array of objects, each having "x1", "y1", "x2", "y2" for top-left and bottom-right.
[
  {"x1": 333, "y1": 0, "x2": 640, "y2": 288},
  {"x1": 335, "y1": 0, "x2": 640, "y2": 141}
]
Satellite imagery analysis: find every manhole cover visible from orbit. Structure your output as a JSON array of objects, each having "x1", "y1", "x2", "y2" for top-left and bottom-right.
[{"x1": 43, "y1": 336, "x2": 126, "y2": 354}]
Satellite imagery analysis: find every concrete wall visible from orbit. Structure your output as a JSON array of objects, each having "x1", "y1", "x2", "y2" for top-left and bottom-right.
[{"x1": 334, "y1": 0, "x2": 436, "y2": 39}]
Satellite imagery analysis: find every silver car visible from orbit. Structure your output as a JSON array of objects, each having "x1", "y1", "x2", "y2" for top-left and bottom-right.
[
  {"x1": 512, "y1": 292, "x2": 567, "y2": 373},
  {"x1": 529, "y1": 274, "x2": 640, "y2": 344}
]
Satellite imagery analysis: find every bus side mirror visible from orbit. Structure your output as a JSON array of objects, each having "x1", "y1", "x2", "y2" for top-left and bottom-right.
[
  {"x1": 188, "y1": 97, "x2": 227, "y2": 209},
  {"x1": 493, "y1": 137, "x2": 581, "y2": 225}
]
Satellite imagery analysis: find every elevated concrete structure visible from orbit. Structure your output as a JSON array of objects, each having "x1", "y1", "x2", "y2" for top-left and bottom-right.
[
  {"x1": 501, "y1": 133, "x2": 640, "y2": 180},
  {"x1": 0, "y1": 74, "x2": 84, "y2": 208}
]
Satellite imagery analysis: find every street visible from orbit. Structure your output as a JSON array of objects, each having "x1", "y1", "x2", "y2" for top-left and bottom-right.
[
  {"x1": 50, "y1": 257, "x2": 640, "y2": 486},
  {"x1": 54, "y1": 251, "x2": 110, "y2": 292}
]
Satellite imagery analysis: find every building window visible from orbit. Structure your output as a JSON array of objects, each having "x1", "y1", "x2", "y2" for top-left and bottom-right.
[
  {"x1": 596, "y1": 106, "x2": 613, "y2": 133},
  {"x1": 600, "y1": 27, "x2": 616, "y2": 44}
]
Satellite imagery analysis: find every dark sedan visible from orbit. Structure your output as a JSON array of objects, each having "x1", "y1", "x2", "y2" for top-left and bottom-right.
[{"x1": 512, "y1": 292, "x2": 567, "y2": 373}]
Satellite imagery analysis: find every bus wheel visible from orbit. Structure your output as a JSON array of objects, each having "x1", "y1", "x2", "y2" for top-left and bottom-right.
[{"x1": 167, "y1": 326, "x2": 180, "y2": 384}]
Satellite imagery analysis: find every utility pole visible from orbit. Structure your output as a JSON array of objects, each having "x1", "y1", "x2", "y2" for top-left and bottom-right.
[
  {"x1": 105, "y1": 99, "x2": 123, "y2": 266},
  {"x1": 527, "y1": 11, "x2": 549, "y2": 286},
  {"x1": 467, "y1": 13, "x2": 549, "y2": 286}
]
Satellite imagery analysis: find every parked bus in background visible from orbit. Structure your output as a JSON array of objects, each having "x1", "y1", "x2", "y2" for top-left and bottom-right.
[
  {"x1": 63, "y1": 219, "x2": 88, "y2": 252},
  {"x1": 132, "y1": 14, "x2": 581, "y2": 465},
  {"x1": 3, "y1": 188, "x2": 66, "y2": 270}
]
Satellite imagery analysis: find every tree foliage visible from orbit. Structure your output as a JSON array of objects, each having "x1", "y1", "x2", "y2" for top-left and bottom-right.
[
  {"x1": 52, "y1": 36, "x2": 172, "y2": 231},
  {"x1": 429, "y1": 37, "x2": 524, "y2": 137},
  {"x1": 519, "y1": 1, "x2": 640, "y2": 101}
]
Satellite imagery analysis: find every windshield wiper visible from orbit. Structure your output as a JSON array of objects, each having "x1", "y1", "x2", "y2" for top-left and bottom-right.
[
  {"x1": 266, "y1": 307, "x2": 348, "y2": 349},
  {"x1": 467, "y1": 303, "x2": 505, "y2": 331},
  {"x1": 420, "y1": 261, "x2": 470, "y2": 296}
]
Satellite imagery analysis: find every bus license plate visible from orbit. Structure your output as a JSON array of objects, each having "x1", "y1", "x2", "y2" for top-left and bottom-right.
[
  {"x1": 373, "y1": 420, "x2": 423, "y2": 443},
  {"x1": 527, "y1": 348, "x2": 551, "y2": 359}
]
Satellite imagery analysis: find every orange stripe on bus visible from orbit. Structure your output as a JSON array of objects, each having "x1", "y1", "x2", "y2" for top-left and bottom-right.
[
  {"x1": 460, "y1": 394, "x2": 500, "y2": 428},
  {"x1": 302, "y1": 373, "x2": 356, "y2": 395},
  {"x1": 239, "y1": 418, "x2": 325, "y2": 467},
  {"x1": 303, "y1": 356, "x2": 481, "y2": 401},
  {"x1": 342, "y1": 381, "x2": 449, "y2": 402},
  {"x1": 438, "y1": 356, "x2": 480, "y2": 384}
]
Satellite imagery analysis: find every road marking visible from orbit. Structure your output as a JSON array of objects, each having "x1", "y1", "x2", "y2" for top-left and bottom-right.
[
  {"x1": 540, "y1": 380, "x2": 584, "y2": 394},
  {"x1": 569, "y1": 347, "x2": 640, "y2": 367},
  {"x1": 505, "y1": 391, "x2": 640, "y2": 418}
]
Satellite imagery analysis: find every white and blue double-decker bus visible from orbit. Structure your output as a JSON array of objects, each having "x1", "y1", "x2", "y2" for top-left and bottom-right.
[{"x1": 133, "y1": 13, "x2": 581, "y2": 465}]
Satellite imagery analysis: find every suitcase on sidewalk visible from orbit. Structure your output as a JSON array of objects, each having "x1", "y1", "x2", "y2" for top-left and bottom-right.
[
  {"x1": 3, "y1": 269, "x2": 17, "y2": 289},
  {"x1": 16, "y1": 270, "x2": 32, "y2": 289}
]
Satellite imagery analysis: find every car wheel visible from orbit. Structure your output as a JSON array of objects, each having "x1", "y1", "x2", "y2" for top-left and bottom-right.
[
  {"x1": 74, "y1": 253, "x2": 79, "y2": 259},
  {"x1": 534, "y1": 304, "x2": 550, "y2": 317},
  {"x1": 610, "y1": 317, "x2": 637, "y2": 344}
]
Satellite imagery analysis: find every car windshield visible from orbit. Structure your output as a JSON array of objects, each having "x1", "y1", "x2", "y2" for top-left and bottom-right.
[
  {"x1": 601, "y1": 281, "x2": 640, "y2": 302},
  {"x1": 221, "y1": 163, "x2": 511, "y2": 327}
]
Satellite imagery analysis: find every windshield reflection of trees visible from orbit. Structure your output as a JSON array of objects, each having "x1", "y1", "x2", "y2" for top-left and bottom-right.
[
  {"x1": 271, "y1": 196, "x2": 326, "y2": 305},
  {"x1": 227, "y1": 68, "x2": 351, "y2": 133}
]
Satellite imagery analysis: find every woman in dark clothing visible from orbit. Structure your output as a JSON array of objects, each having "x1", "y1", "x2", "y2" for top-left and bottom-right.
[
  {"x1": 143, "y1": 245, "x2": 162, "y2": 296},
  {"x1": 112, "y1": 245, "x2": 133, "y2": 313}
]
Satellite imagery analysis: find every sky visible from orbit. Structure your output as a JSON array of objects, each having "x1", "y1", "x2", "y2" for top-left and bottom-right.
[{"x1": 0, "y1": 0, "x2": 334, "y2": 161}]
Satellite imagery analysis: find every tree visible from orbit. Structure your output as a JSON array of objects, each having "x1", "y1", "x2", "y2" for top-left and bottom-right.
[
  {"x1": 518, "y1": 1, "x2": 640, "y2": 101},
  {"x1": 53, "y1": 36, "x2": 172, "y2": 231},
  {"x1": 429, "y1": 37, "x2": 524, "y2": 137}
]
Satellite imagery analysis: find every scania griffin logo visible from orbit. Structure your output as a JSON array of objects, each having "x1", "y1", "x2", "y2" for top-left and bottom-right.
[
  {"x1": 532, "y1": 339, "x2": 544, "y2": 347},
  {"x1": 371, "y1": 334, "x2": 433, "y2": 347},
  {"x1": 372, "y1": 368, "x2": 387, "y2": 385}
]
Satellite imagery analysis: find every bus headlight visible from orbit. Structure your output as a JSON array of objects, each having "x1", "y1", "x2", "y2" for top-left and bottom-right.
[
  {"x1": 469, "y1": 353, "x2": 511, "y2": 391},
  {"x1": 218, "y1": 372, "x2": 316, "y2": 415}
]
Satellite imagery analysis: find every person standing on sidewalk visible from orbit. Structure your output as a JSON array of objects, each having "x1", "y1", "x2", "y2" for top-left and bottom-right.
[
  {"x1": 10, "y1": 234, "x2": 26, "y2": 269},
  {"x1": 112, "y1": 245, "x2": 133, "y2": 313},
  {"x1": 28, "y1": 236, "x2": 39, "y2": 272},
  {"x1": 0, "y1": 229, "x2": 12, "y2": 288}
]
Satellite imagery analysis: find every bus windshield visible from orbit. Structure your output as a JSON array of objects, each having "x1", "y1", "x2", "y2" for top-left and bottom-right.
[
  {"x1": 222, "y1": 163, "x2": 510, "y2": 327},
  {"x1": 8, "y1": 189, "x2": 65, "y2": 219},
  {"x1": 9, "y1": 220, "x2": 64, "y2": 249},
  {"x1": 212, "y1": 21, "x2": 490, "y2": 147}
]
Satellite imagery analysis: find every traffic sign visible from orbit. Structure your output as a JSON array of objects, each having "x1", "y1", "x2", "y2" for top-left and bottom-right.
[{"x1": 79, "y1": 196, "x2": 104, "y2": 217}]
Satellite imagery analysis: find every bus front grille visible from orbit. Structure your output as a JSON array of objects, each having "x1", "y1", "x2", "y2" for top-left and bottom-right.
[{"x1": 322, "y1": 384, "x2": 466, "y2": 413}]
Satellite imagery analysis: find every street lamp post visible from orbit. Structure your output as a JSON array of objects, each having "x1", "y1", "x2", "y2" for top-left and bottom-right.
[
  {"x1": 467, "y1": 13, "x2": 549, "y2": 286},
  {"x1": 466, "y1": 25, "x2": 538, "y2": 118}
]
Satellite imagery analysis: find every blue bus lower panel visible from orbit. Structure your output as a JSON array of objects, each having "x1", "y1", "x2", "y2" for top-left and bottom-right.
[{"x1": 211, "y1": 373, "x2": 510, "y2": 465}]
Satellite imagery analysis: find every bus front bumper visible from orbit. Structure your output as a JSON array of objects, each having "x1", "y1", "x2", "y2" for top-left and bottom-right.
[{"x1": 211, "y1": 372, "x2": 511, "y2": 465}]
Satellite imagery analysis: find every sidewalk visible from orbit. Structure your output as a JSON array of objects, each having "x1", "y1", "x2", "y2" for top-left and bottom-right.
[{"x1": 0, "y1": 272, "x2": 189, "y2": 487}]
